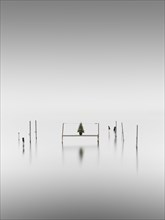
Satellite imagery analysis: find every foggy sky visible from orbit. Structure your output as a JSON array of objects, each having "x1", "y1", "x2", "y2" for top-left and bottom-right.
[{"x1": 1, "y1": 0, "x2": 164, "y2": 121}]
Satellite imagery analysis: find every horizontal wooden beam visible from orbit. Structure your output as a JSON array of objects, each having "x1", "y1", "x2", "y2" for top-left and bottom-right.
[{"x1": 63, "y1": 135, "x2": 98, "y2": 137}]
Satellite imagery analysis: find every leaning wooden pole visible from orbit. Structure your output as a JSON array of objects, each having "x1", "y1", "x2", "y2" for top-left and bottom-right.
[
  {"x1": 29, "y1": 121, "x2": 31, "y2": 145},
  {"x1": 136, "y1": 125, "x2": 138, "y2": 148},
  {"x1": 121, "y1": 123, "x2": 124, "y2": 141},
  {"x1": 35, "y1": 120, "x2": 37, "y2": 141}
]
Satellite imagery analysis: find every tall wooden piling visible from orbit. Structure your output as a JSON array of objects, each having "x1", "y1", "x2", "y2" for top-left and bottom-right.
[
  {"x1": 121, "y1": 123, "x2": 124, "y2": 141},
  {"x1": 136, "y1": 125, "x2": 138, "y2": 148},
  {"x1": 29, "y1": 121, "x2": 31, "y2": 144},
  {"x1": 35, "y1": 120, "x2": 37, "y2": 141}
]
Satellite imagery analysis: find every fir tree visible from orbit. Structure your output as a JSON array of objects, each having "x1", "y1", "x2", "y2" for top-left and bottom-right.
[{"x1": 77, "y1": 123, "x2": 85, "y2": 135}]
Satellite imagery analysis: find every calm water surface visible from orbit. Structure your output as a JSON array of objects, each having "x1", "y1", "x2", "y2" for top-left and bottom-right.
[{"x1": 1, "y1": 118, "x2": 164, "y2": 219}]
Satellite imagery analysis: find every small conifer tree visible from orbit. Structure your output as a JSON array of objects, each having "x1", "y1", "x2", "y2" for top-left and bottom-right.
[{"x1": 77, "y1": 123, "x2": 85, "y2": 135}]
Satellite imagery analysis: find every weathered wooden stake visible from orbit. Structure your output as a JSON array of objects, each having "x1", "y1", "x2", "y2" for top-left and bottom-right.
[
  {"x1": 136, "y1": 125, "x2": 138, "y2": 148},
  {"x1": 29, "y1": 121, "x2": 31, "y2": 144},
  {"x1": 35, "y1": 120, "x2": 37, "y2": 141},
  {"x1": 121, "y1": 123, "x2": 124, "y2": 141},
  {"x1": 62, "y1": 123, "x2": 64, "y2": 144}
]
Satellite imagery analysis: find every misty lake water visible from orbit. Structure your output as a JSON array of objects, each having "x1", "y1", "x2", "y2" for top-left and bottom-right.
[{"x1": 1, "y1": 118, "x2": 164, "y2": 219}]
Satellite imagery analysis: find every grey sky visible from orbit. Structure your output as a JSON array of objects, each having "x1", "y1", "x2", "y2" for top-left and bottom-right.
[{"x1": 1, "y1": 0, "x2": 164, "y2": 120}]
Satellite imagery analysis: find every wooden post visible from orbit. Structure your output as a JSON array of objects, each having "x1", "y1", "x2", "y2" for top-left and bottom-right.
[
  {"x1": 22, "y1": 137, "x2": 25, "y2": 145},
  {"x1": 136, "y1": 125, "x2": 138, "y2": 148},
  {"x1": 121, "y1": 123, "x2": 124, "y2": 141},
  {"x1": 62, "y1": 123, "x2": 64, "y2": 144},
  {"x1": 22, "y1": 137, "x2": 25, "y2": 154},
  {"x1": 108, "y1": 126, "x2": 110, "y2": 139},
  {"x1": 35, "y1": 120, "x2": 37, "y2": 141},
  {"x1": 29, "y1": 121, "x2": 31, "y2": 144},
  {"x1": 115, "y1": 121, "x2": 117, "y2": 138},
  {"x1": 97, "y1": 123, "x2": 100, "y2": 145}
]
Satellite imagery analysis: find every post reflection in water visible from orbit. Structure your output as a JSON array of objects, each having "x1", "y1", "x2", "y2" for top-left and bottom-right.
[
  {"x1": 29, "y1": 143, "x2": 32, "y2": 164},
  {"x1": 61, "y1": 145, "x2": 64, "y2": 164},
  {"x1": 35, "y1": 140, "x2": 38, "y2": 157},
  {"x1": 22, "y1": 143, "x2": 25, "y2": 155},
  {"x1": 136, "y1": 147, "x2": 139, "y2": 175},
  {"x1": 121, "y1": 140, "x2": 124, "y2": 159},
  {"x1": 18, "y1": 140, "x2": 20, "y2": 148},
  {"x1": 18, "y1": 136, "x2": 20, "y2": 148},
  {"x1": 108, "y1": 131, "x2": 110, "y2": 140},
  {"x1": 21, "y1": 139, "x2": 38, "y2": 162},
  {"x1": 114, "y1": 136, "x2": 117, "y2": 152},
  {"x1": 79, "y1": 147, "x2": 84, "y2": 164},
  {"x1": 61, "y1": 144, "x2": 100, "y2": 166}
]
